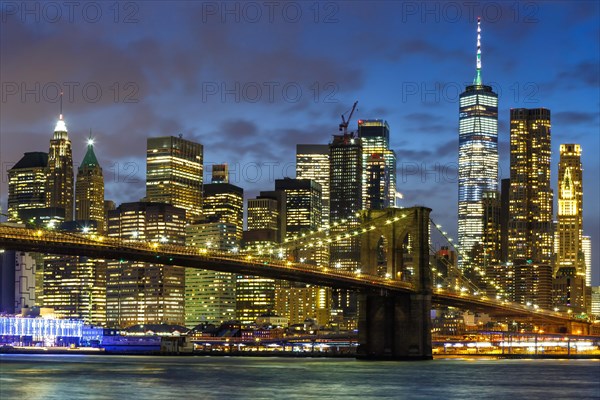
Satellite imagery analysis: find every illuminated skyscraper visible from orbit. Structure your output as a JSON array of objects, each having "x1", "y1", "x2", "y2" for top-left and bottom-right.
[
  {"x1": 275, "y1": 178, "x2": 322, "y2": 241},
  {"x1": 296, "y1": 144, "x2": 330, "y2": 228},
  {"x1": 146, "y1": 136, "x2": 203, "y2": 222},
  {"x1": 273, "y1": 178, "x2": 330, "y2": 324},
  {"x1": 508, "y1": 108, "x2": 553, "y2": 265},
  {"x1": 458, "y1": 18, "x2": 498, "y2": 267},
  {"x1": 357, "y1": 120, "x2": 396, "y2": 210},
  {"x1": 556, "y1": 144, "x2": 584, "y2": 276},
  {"x1": 583, "y1": 236, "x2": 591, "y2": 287},
  {"x1": 7, "y1": 152, "x2": 48, "y2": 223},
  {"x1": 329, "y1": 133, "x2": 362, "y2": 324},
  {"x1": 106, "y1": 202, "x2": 186, "y2": 328},
  {"x1": 46, "y1": 112, "x2": 74, "y2": 221},
  {"x1": 508, "y1": 108, "x2": 553, "y2": 308},
  {"x1": 202, "y1": 183, "x2": 244, "y2": 243},
  {"x1": 237, "y1": 191, "x2": 286, "y2": 326},
  {"x1": 185, "y1": 221, "x2": 237, "y2": 328},
  {"x1": 75, "y1": 138, "x2": 105, "y2": 232}
]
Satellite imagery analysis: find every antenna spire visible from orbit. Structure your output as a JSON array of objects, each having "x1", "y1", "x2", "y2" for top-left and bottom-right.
[
  {"x1": 474, "y1": 17, "x2": 482, "y2": 85},
  {"x1": 59, "y1": 90, "x2": 64, "y2": 120}
]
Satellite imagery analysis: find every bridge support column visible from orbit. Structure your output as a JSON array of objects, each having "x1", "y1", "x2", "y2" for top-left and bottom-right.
[{"x1": 357, "y1": 292, "x2": 432, "y2": 360}]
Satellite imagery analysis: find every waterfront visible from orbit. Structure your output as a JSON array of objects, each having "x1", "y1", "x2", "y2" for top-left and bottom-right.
[{"x1": 1, "y1": 355, "x2": 599, "y2": 399}]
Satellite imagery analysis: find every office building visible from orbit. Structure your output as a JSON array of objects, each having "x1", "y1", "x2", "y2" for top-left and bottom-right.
[
  {"x1": 583, "y1": 236, "x2": 591, "y2": 287},
  {"x1": 75, "y1": 138, "x2": 105, "y2": 232},
  {"x1": 357, "y1": 119, "x2": 396, "y2": 210},
  {"x1": 237, "y1": 191, "x2": 286, "y2": 326},
  {"x1": 508, "y1": 108, "x2": 553, "y2": 307},
  {"x1": 7, "y1": 152, "x2": 48, "y2": 223},
  {"x1": 185, "y1": 221, "x2": 237, "y2": 328},
  {"x1": 296, "y1": 144, "x2": 330, "y2": 228},
  {"x1": 329, "y1": 133, "x2": 362, "y2": 324},
  {"x1": 46, "y1": 113, "x2": 74, "y2": 221},
  {"x1": 202, "y1": 182, "x2": 244, "y2": 243},
  {"x1": 458, "y1": 18, "x2": 499, "y2": 268},
  {"x1": 146, "y1": 136, "x2": 203, "y2": 222},
  {"x1": 106, "y1": 202, "x2": 186, "y2": 328}
]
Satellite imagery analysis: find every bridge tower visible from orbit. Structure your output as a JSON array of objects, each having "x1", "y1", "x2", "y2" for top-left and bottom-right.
[{"x1": 357, "y1": 206, "x2": 433, "y2": 360}]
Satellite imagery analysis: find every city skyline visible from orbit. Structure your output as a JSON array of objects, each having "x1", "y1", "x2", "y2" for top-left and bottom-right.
[{"x1": 0, "y1": 2, "x2": 598, "y2": 285}]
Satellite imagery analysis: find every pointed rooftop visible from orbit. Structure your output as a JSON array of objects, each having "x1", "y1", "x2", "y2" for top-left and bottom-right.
[{"x1": 80, "y1": 137, "x2": 100, "y2": 170}]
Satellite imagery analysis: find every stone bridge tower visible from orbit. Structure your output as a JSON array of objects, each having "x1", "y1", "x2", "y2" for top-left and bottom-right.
[{"x1": 357, "y1": 206, "x2": 433, "y2": 360}]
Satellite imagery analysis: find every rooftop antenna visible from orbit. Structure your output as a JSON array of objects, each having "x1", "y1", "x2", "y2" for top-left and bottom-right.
[
  {"x1": 474, "y1": 17, "x2": 482, "y2": 86},
  {"x1": 59, "y1": 90, "x2": 64, "y2": 120}
]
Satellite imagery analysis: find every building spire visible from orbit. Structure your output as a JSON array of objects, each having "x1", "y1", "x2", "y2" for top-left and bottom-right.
[
  {"x1": 54, "y1": 91, "x2": 68, "y2": 134},
  {"x1": 474, "y1": 17, "x2": 482, "y2": 85}
]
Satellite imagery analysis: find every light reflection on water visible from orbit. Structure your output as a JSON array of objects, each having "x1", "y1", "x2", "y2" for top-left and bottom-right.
[{"x1": 0, "y1": 355, "x2": 599, "y2": 400}]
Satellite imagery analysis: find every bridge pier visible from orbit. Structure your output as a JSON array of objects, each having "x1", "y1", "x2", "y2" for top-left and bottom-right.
[
  {"x1": 357, "y1": 207, "x2": 433, "y2": 360},
  {"x1": 357, "y1": 292, "x2": 432, "y2": 360}
]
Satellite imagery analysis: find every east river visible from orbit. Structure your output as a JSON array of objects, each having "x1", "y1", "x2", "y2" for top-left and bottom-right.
[{"x1": 1, "y1": 355, "x2": 599, "y2": 399}]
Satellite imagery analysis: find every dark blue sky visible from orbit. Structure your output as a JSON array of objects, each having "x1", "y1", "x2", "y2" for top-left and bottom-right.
[{"x1": 1, "y1": 1, "x2": 598, "y2": 284}]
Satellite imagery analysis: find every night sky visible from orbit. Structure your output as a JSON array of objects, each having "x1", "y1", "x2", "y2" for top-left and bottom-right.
[{"x1": 1, "y1": 2, "x2": 598, "y2": 284}]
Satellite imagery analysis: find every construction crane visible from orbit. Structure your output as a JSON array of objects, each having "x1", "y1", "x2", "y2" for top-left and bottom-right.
[{"x1": 339, "y1": 101, "x2": 358, "y2": 135}]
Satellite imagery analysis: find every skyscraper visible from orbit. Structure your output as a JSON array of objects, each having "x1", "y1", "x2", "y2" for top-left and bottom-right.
[
  {"x1": 358, "y1": 119, "x2": 396, "y2": 210},
  {"x1": 296, "y1": 144, "x2": 330, "y2": 228},
  {"x1": 75, "y1": 138, "x2": 105, "y2": 232},
  {"x1": 202, "y1": 183, "x2": 244, "y2": 243},
  {"x1": 146, "y1": 136, "x2": 203, "y2": 222},
  {"x1": 237, "y1": 191, "x2": 286, "y2": 326},
  {"x1": 7, "y1": 152, "x2": 48, "y2": 223},
  {"x1": 508, "y1": 108, "x2": 553, "y2": 265},
  {"x1": 458, "y1": 18, "x2": 498, "y2": 268},
  {"x1": 508, "y1": 108, "x2": 553, "y2": 308},
  {"x1": 556, "y1": 144, "x2": 584, "y2": 276},
  {"x1": 46, "y1": 112, "x2": 74, "y2": 221},
  {"x1": 583, "y1": 236, "x2": 592, "y2": 287},
  {"x1": 329, "y1": 133, "x2": 362, "y2": 325},
  {"x1": 106, "y1": 202, "x2": 186, "y2": 327},
  {"x1": 185, "y1": 221, "x2": 237, "y2": 328},
  {"x1": 275, "y1": 178, "x2": 322, "y2": 242}
]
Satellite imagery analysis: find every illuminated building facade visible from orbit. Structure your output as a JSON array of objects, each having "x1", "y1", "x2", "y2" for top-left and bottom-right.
[
  {"x1": 357, "y1": 119, "x2": 396, "y2": 210},
  {"x1": 237, "y1": 191, "x2": 286, "y2": 326},
  {"x1": 329, "y1": 133, "x2": 362, "y2": 324},
  {"x1": 508, "y1": 109, "x2": 553, "y2": 264},
  {"x1": 458, "y1": 28, "x2": 499, "y2": 268},
  {"x1": 75, "y1": 140, "x2": 105, "y2": 232},
  {"x1": 146, "y1": 136, "x2": 203, "y2": 222},
  {"x1": 42, "y1": 253, "x2": 106, "y2": 326},
  {"x1": 296, "y1": 144, "x2": 330, "y2": 228},
  {"x1": 273, "y1": 178, "x2": 330, "y2": 324},
  {"x1": 556, "y1": 144, "x2": 584, "y2": 276},
  {"x1": 46, "y1": 114, "x2": 74, "y2": 221},
  {"x1": 202, "y1": 183, "x2": 244, "y2": 243},
  {"x1": 185, "y1": 221, "x2": 237, "y2": 328},
  {"x1": 106, "y1": 202, "x2": 186, "y2": 328},
  {"x1": 7, "y1": 152, "x2": 48, "y2": 223},
  {"x1": 583, "y1": 236, "x2": 591, "y2": 287},
  {"x1": 514, "y1": 263, "x2": 552, "y2": 310},
  {"x1": 275, "y1": 178, "x2": 322, "y2": 240},
  {"x1": 508, "y1": 108, "x2": 553, "y2": 308},
  {"x1": 591, "y1": 286, "x2": 600, "y2": 317},
  {"x1": 274, "y1": 285, "x2": 331, "y2": 326}
]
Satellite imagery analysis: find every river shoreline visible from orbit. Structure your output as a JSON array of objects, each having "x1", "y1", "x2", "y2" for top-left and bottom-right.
[{"x1": 2, "y1": 347, "x2": 599, "y2": 360}]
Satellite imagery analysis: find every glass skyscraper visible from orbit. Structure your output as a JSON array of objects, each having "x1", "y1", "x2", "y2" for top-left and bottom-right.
[
  {"x1": 357, "y1": 120, "x2": 396, "y2": 210},
  {"x1": 458, "y1": 18, "x2": 498, "y2": 268},
  {"x1": 146, "y1": 136, "x2": 203, "y2": 222}
]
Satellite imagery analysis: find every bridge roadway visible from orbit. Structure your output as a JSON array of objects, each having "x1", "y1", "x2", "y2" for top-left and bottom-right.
[{"x1": 0, "y1": 225, "x2": 577, "y2": 324}]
